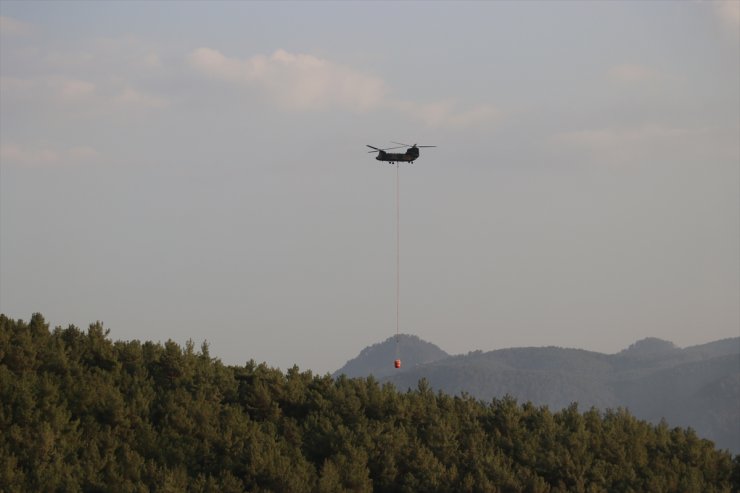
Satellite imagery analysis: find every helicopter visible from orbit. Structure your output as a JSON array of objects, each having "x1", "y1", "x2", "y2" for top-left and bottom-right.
[{"x1": 367, "y1": 141, "x2": 436, "y2": 164}]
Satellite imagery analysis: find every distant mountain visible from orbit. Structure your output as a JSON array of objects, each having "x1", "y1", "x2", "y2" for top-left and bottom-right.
[
  {"x1": 684, "y1": 338, "x2": 740, "y2": 359},
  {"x1": 336, "y1": 335, "x2": 740, "y2": 453},
  {"x1": 387, "y1": 347, "x2": 619, "y2": 410},
  {"x1": 332, "y1": 334, "x2": 449, "y2": 379},
  {"x1": 618, "y1": 337, "x2": 680, "y2": 358}
]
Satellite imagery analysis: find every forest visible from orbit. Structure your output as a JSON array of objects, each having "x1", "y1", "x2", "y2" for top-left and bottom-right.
[
  {"x1": 340, "y1": 334, "x2": 740, "y2": 453},
  {"x1": 1, "y1": 313, "x2": 738, "y2": 493}
]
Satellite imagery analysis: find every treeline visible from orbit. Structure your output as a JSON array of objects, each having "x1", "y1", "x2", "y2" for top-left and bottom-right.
[{"x1": 1, "y1": 314, "x2": 737, "y2": 493}]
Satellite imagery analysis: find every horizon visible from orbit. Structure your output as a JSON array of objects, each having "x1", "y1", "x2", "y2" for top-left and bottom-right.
[
  {"x1": 337, "y1": 331, "x2": 740, "y2": 369},
  {"x1": 7, "y1": 312, "x2": 738, "y2": 373},
  {"x1": 2, "y1": 2, "x2": 738, "y2": 375}
]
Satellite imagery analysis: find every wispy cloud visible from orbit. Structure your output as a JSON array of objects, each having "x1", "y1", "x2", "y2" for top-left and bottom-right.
[
  {"x1": 1, "y1": 75, "x2": 166, "y2": 113},
  {"x1": 1, "y1": 143, "x2": 99, "y2": 167},
  {"x1": 1, "y1": 33, "x2": 170, "y2": 118},
  {"x1": 0, "y1": 16, "x2": 34, "y2": 37},
  {"x1": 1, "y1": 75, "x2": 95, "y2": 103},
  {"x1": 189, "y1": 47, "x2": 499, "y2": 128},
  {"x1": 190, "y1": 48, "x2": 388, "y2": 112},
  {"x1": 49, "y1": 76, "x2": 97, "y2": 101},
  {"x1": 4, "y1": 35, "x2": 496, "y2": 128},
  {"x1": 710, "y1": 0, "x2": 740, "y2": 30}
]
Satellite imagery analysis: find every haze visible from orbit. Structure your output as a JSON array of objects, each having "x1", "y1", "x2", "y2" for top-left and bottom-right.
[{"x1": 1, "y1": 1, "x2": 738, "y2": 374}]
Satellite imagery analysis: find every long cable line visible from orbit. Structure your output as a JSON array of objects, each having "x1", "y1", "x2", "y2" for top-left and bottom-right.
[{"x1": 396, "y1": 163, "x2": 400, "y2": 364}]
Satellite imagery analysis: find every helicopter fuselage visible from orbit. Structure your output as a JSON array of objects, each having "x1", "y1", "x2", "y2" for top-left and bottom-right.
[{"x1": 376, "y1": 147, "x2": 420, "y2": 163}]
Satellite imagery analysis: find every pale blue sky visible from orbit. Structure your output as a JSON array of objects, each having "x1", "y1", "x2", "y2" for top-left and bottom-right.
[{"x1": 1, "y1": 1, "x2": 738, "y2": 373}]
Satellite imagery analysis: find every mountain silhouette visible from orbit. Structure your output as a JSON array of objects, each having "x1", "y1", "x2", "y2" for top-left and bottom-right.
[
  {"x1": 332, "y1": 334, "x2": 449, "y2": 379},
  {"x1": 335, "y1": 335, "x2": 740, "y2": 453}
]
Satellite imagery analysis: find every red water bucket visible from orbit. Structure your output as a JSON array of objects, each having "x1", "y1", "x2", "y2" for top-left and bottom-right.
[{"x1": 394, "y1": 359, "x2": 401, "y2": 369}]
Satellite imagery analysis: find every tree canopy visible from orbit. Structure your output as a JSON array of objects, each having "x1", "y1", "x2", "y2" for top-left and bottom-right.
[{"x1": 1, "y1": 314, "x2": 737, "y2": 492}]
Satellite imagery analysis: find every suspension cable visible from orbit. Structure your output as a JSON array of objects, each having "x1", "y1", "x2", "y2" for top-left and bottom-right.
[{"x1": 396, "y1": 163, "x2": 400, "y2": 360}]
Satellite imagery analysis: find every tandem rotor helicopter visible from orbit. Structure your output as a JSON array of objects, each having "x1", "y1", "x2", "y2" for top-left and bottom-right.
[{"x1": 367, "y1": 141, "x2": 436, "y2": 164}]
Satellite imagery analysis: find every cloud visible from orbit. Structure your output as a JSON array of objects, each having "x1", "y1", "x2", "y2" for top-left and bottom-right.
[
  {"x1": 50, "y1": 76, "x2": 97, "y2": 101},
  {"x1": 0, "y1": 75, "x2": 95, "y2": 103},
  {"x1": 190, "y1": 48, "x2": 387, "y2": 112},
  {"x1": 0, "y1": 16, "x2": 34, "y2": 37},
  {"x1": 5, "y1": 38, "x2": 496, "y2": 128},
  {"x1": 190, "y1": 47, "x2": 499, "y2": 127},
  {"x1": 1, "y1": 143, "x2": 99, "y2": 167},
  {"x1": 1, "y1": 74, "x2": 167, "y2": 114},
  {"x1": 2, "y1": 33, "x2": 171, "y2": 120},
  {"x1": 37, "y1": 36, "x2": 167, "y2": 75},
  {"x1": 710, "y1": 0, "x2": 740, "y2": 29}
]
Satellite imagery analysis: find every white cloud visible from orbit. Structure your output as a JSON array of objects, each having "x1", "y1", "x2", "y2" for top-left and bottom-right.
[
  {"x1": 0, "y1": 16, "x2": 34, "y2": 37},
  {"x1": 50, "y1": 76, "x2": 97, "y2": 101},
  {"x1": 190, "y1": 47, "x2": 263, "y2": 82},
  {"x1": 2, "y1": 33, "x2": 170, "y2": 119},
  {"x1": 5, "y1": 38, "x2": 496, "y2": 128},
  {"x1": 710, "y1": 0, "x2": 740, "y2": 29},
  {"x1": 190, "y1": 47, "x2": 499, "y2": 127},
  {"x1": 1, "y1": 74, "x2": 167, "y2": 114},
  {"x1": 190, "y1": 48, "x2": 387, "y2": 112},
  {"x1": 38, "y1": 37, "x2": 166, "y2": 75},
  {"x1": 1, "y1": 143, "x2": 99, "y2": 167},
  {"x1": 0, "y1": 75, "x2": 95, "y2": 103}
]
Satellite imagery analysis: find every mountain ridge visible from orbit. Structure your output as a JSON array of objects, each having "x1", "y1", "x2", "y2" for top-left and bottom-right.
[
  {"x1": 332, "y1": 333, "x2": 449, "y2": 379},
  {"x1": 334, "y1": 334, "x2": 740, "y2": 452}
]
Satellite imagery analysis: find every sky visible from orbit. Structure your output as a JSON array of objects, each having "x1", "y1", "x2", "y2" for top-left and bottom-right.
[{"x1": 1, "y1": 1, "x2": 738, "y2": 374}]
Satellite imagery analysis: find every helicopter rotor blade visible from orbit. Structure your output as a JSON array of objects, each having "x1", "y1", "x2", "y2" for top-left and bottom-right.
[
  {"x1": 392, "y1": 141, "x2": 436, "y2": 149},
  {"x1": 367, "y1": 144, "x2": 407, "y2": 153}
]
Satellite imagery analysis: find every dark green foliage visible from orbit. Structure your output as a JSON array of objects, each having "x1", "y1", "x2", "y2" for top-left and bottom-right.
[{"x1": 1, "y1": 314, "x2": 737, "y2": 492}]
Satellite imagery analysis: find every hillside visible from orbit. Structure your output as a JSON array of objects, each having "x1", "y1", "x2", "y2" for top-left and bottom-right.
[
  {"x1": 2, "y1": 313, "x2": 737, "y2": 492},
  {"x1": 332, "y1": 334, "x2": 449, "y2": 379},
  {"x1": 337, "y1": 336, "x2": 740, "y2": 453}
]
